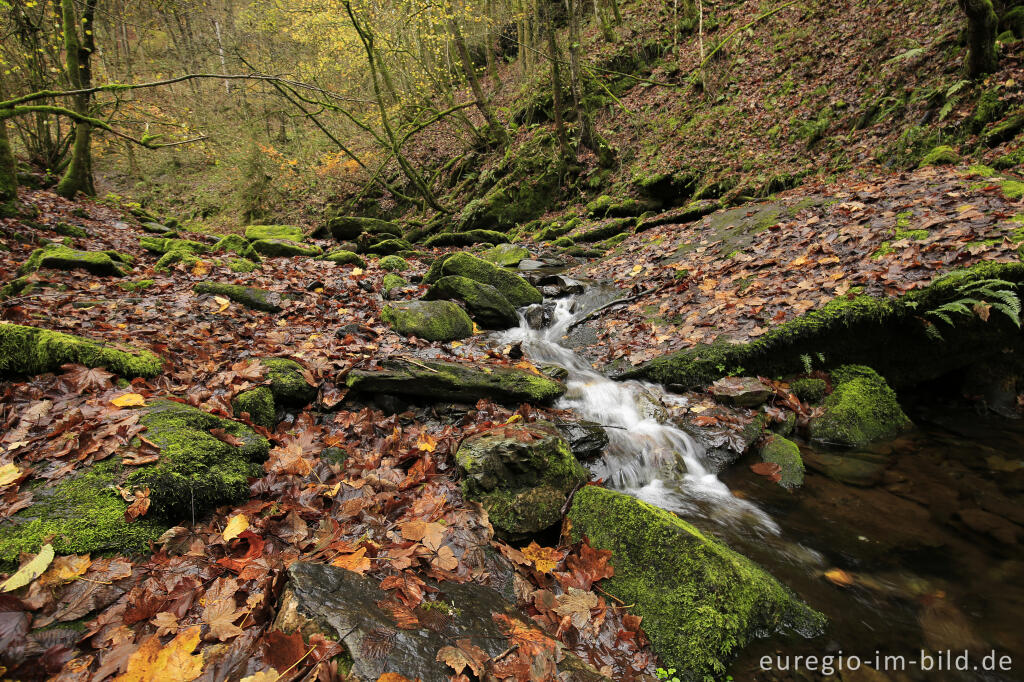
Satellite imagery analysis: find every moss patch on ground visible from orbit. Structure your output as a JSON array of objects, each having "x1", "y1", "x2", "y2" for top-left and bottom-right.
[
  {"x1": 244, "y1": 224, "x2": 304, "y2": 242},
  {"x1": 0, "y1": 323, "x2": 163, "y2": 378},
  {"x1": 19, "y1": 245, "x2": 128, "y2": 277}
]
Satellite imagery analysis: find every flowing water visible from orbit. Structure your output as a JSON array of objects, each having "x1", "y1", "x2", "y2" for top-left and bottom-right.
[{"x1": 496, "y1": 282, "x2": 1024, "y2": 681}]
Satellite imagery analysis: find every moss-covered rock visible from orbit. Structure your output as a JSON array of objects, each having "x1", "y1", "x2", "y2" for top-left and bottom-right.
[
  {"x1": 378, "y1": 255, "x2": 410, "y2": 272},
  {"x1": 424, "y1": 275, "x2": 518, "y2": 329},
  {"x1": 261, "y1": 357, "x2": 317, "y2": 406},
  {"x1": 251, "y1": 238, "x2": 322, "y2": 258},
  {"x1": 345, "y1": 357, "x2": 565, "y2": 405},
  {"x1": 574, "y1": 218, "x2": 634, "y2": 244},
  {"x1": 155, "y1": 250, "x2": 201, "y2": 272},
  {"x1": 193, "y1": 282, "x2": 283, "y2": 313},
  {"x1": 624, "y1": 262, "x2": 1024, "y2": 391},
  {"x1": 481, "y1": 243, "x2": 530, "y2": 267},
  {"x1": 117, "y1": 279, "x2": 155, "y2": 292},
  {"x1": 19, "y1": 245, "x2": 127, "y2": 277},
  {"x1": 423, "y1": 230, "x2": 511, "y2": 248},
  {"x1": 918, "y1": 145, "x2": 960, "y2": 167},
  {"x1": 363, "y1": 238, "x2": 414, "y2": 255},
  {"x1": 381, "y1": 300, "x2": 473, "y2": 342},
  {"x1": 0, "y1": 323, "x2": 162, "y2": 378},
  {"x1": 382, "y1": 273, "x2": 406, "y2": 294},
  {"x1": 759, "y1": 435, "x2": 805, "y2": 488},
  {"x1": 438, "y1": 253, "x2": 542, "y2": 308},
  {"x1": 456, "y1": 422, "x2": 587, "y2": 538},
  {"x1": 586, "y1": 196, "x2": 650, "y2": 218},
  {"x1": 245, "y1": 224, "x2": 304, "y2": 242},
  {"x1": 140, "y1": 221, "x2": 175, "y2": 235},
  {"x1": 0, "y1": 460, "x2": 167, "y2": 565},
  {"x1": 54, "y1": 222, "x2": 88, "y2": 238},
  {"x1": 984, "y1": 110, "x2": 1024, "y2": 147},
  {"x1": 229, "y1": 258, "x2": 260, "y2": 273},
  {"x1": 323, "y1": 215, "x2": 401, "y2": 241},
  {"x1": 568, "y1": 486, "x2": 825, "y2": 678},
  {"x1": 809, "y1": 365, "x2": 911, "y2": 447},
  {"x1": 125, "y1": 400, "x2": 270, "y2": 518},
  {"x1": 139, "y1": 236, "x2": 209, "y2": 256},
  {"x1": 790, "y1": 377, "x2": 826, "y2": 404},
  {"x1": 214, "y1": 234, "x2": 262, "y2": 262},
  {"x1": 232, "y1": 386, "x2": 276, "y2": 428},
  {"x1": 321, "y1": 250, "x2": 366, "y2": 267},
  {"x1": 422, "y1": 253, "x2": 455, "y2": 285}
]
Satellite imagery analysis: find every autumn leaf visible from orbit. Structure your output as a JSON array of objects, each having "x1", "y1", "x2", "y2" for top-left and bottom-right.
[
  {"x1": 38, "y1": 554, "x2": 92, "y2": 588},
  {"x1": 209, "y1": 427, "x2": 245, "y2": 447},
  {"x1": 750, "y1": 461, "x2": 783, "y2": 483},
  {"x1": 436, "y1": 638, "x2": 488, "y2": 677},
  {"x1": 223, "y1": 514, "x2": 249, "y2": 542},
  {"x1": 111, "y1": 393, "x2": 147, "y2": 408},
  {"x1": 151, "y1": 611, "x2": 180, "y2": 636},
  {"x1": 115, "y1": 625, "x2": 203, "y2": 682},
  {"x1": 239, "y1": 672, "x2": 279, "y2": 682},
  {"x1": 2, "y1": 543, "x2": 54, "y2": 592},
  {"x1": 203, "y1": 595, "x2": 245, "y2": 641},
  {"x1": 522, "y1": 541, "x2": 562, "y2": 573},
  {"x1": 331, "y1": 546, "x2": 370, "y2": 574},
  {"x1": 554, "y1": 587, "x2": 598, "y2": 629},
  {"x1": 376, "y1": 675, "x2": 415, "y2": 682},
  {"x1": 0, "y1": 463, "x2": 21, "y2": 487},
  {"x1": 430, "y1": 545, "x2": 458, "y2": 572},
  {"x1": 415, "y1": 431, "x2": 437, "y2": 452},
  {"x1": 824, "y1": 568, "x2": 856, "y2": 587},
  {"x1": 124, "y1": 488, "x2": 151, "y2": 521},
  {"x1": 213, "y1": 295, "x2": 231, "y2": 312},
  {"x1": 62, "y1": 364, "x2": 115, "y2": 391},
  {"x1": 399, "y1": 520, "x2": 445, "y2": 550}
]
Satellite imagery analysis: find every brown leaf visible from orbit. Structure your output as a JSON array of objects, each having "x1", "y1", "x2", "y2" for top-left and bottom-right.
[
  {"x1": 38, "y1": 554, "x2": 92, "y2": 588},
  {"x1": 210, "y1": 428, "x2": 245, "y2": 447},
  {"x1": 436, "y1": 638, "x2": 488, "y2": 677},
  {"x1": 522, "y1": 541, "x2": 562, "y2": 573},
  {"x1": 554, "y1": 587, "x2": 598, "y2": 629},
  {"x1": 114, "y1": 626, "x2": 203, "y2": 682},
  {"x1": 124, "y1": 489, "x2": 151, "y2": 522},
  {"x1": 331, "y1": 546, "x2": 370, "y2": 574}
]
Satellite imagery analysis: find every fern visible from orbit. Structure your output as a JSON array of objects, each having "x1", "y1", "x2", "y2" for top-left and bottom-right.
[{"x1": 924, "y1": 278, "x2": 1022, "y2": 338}]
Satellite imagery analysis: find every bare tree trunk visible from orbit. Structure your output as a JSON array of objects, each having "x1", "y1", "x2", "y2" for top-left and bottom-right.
[
  {"x1": 449, "y1": 18, "x2": 508, "y2": 145},
  {"x1": 544, "y1": 0, "x2": 572, "y2": 163},
  {"x1": 56, "y1": 0, "x2": 97, "y2": 199},
  {"x1": 959, "y1": 0, "x2": 999, "y2": 77},
  {"x1": 214, "y1": 19, "x2": 231, "y2": 95}
]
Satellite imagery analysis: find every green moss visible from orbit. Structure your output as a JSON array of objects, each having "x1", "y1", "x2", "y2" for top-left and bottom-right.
[
  {"x1": 0, "y1": 323, "x2": 162, "y2": 378},
  {"x1": 568, "y1": 486, "x2": 825, "y2": 677},
  {"x1": 575, "y1": 218, "x2": 634, "y2": 244},
  {"x1": 19, "y1": 245, "x2": 126, "y2": 277},
  {"x1": 422, "y1": 253, "x2": 455, "y2": 284},
  {"x1": 126, "y1": 401, "x2": 269, "y2": 518},
  {"x1": 0, "y1": 460, "x2": 167, "y2": 566},
  {"x1": 553, "y1": 236, "x2": 575, "y2": 247},
  {"x1": 232, "y1": 386, "x2": 276, "y2": 428},
  {"x1": 0, "y1": 276, "x2": 34, "y2": 300},
  {"x1": 117, "y1": 279, "x2": 155, "y2": 292},
  {"x1": 261, "y1": 357, "x2": 317, "y2": 406},
  {"x1": 422, "y1": 230, "x2": 509, "y2": 248},
  {"x1": 321, "y1": 250, "x2": 366, "y2": 267},
  {"x1": 759, "y1": 435, "x2": 804, "y2": 488},
  {"x1": 378, "y1": 255, "x2": 410, "y2": 272},
  {"x1": 251, "y1": 239, "x2": 322, "y2": 258},
  {"x1": 625, "y1": 262, "x2": 1024, "y2": 390},
  {"x1": 323, "y1": 215, "x2": 401, "y2": 241},
  {"x1": 214, "y1": 234, "x2": 262, "y2": 262},
  {"x1": 363, "y1": 238, "x2": 414, "y2": 255},
  {"x1": 54, "y1": 222, "x2": 88, "y2": 238},
  {"x1": 984, "y1": 110, "x2": 1024, "y2": 147},
  {"x1": 193, "y1": 282, "x2": 282, "y2": 313},
  {"x1": 424, "y1": 275, "x2": 518, "y2": 329},
  {"x1": 381, "y1": 300, "x2": 473, "y2": 342},
  {"x1": 480, "y1": 243, "x2": 529, "y2": 267},
  {"x1": 155, "y1": 250, "x2": 201, "y2": 272},
  {"x1": 245, "y1": 224, "x2": 304, "y2": 242},
  {"x1": 382, "y1": 273, "x2": 406, "y2": 293},
  {"x1": 918, "y1": 145, "x2": 960, "y2": 167},
  {"x1": 809, "y1": 365, "x2": 911, "y2": 447},
  {"x1": 790, "y1": 377, "x2": 826, "y2": 404},
  {"x1": 229, "y1": 258, "x2": 260, "y2": 273},
  {"x1": 1002, "y1": 180, "x2": 1024, "y2": 200},
  {"x1": 438, "y1": 253, "x2": 542, "y2": 308},
  {"x1": 139, "y1": 236, "x2": 209, "y2": 256}
]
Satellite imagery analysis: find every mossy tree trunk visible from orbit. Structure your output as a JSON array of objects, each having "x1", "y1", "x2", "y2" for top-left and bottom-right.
[
  {"x1": 55, "y1": 0, "x2": 98, "y2": 199},
  {"x1": 959, "y1": 0, "x2": 999, "y2": 78},
  {"x1": 544, "y1": 1, "x2": 573, "y2": 164},
  {"x1": 0, "y1": 109, "x2": 18, "y2": 218}
]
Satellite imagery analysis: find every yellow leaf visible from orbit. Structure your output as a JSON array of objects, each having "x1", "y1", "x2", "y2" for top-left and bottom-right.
[
  {"x1": 824, "y1": 568, "x2": 855, "y2": 587},
  {"x1": 472, "y1": 322, "x2": 482, "y2": 334},
  {"x1": 630, "y1": 264, "x2": 643, "y2": 275},
  {"x1": 213, "y1": 295, "x2": 230, "y2": 313},
  {"x1": 111, "y1": 393, "x2": 147, "y2": 408},
  {"x1": 352, "y1": 267, "x2": 364, "y2": 276},
  {"x1": 191, "y1": 260, "x2": 211, "y2": 277},
  {"x1": 0, "y1": 462, "x2": 20, "y2": 486},
  {"x1": 240, "y1": 672, "x2": 280, "y2": 682},
  {"x1": 277, "y1": 319, "x2": 287, "y2": 327},
  {"x1": 2, "y1": 544, "x2": 55, "y2": 592},
  {"x1": 114, "y1": 626, "x2": 203, "y2": 682},
  {"x1": 505, "y1": 414, "x2": 522, "y2": 424},
  {"x1": 39, "y1": 554, "x2": 92, "y2": 587},
  {"x1": 450, "y1": 341, "x2": 463, "y2": 348},
  {"x1": 223, "y1": 514, "x2": 249, "y2": 542},
  {"x1": 415, "y1": 431, "x2": 438, "y2": 452},
  {"x1": 522, "y1": 541, "x2": 561, "y2": 574}
]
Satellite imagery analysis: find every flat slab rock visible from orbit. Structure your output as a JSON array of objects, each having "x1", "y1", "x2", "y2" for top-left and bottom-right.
[
  {"x1": 275, "y1": 562, "x2": 607, "y2": 682},
  {"x1": 709, "y1": 376, "x2": 772, "y2": 407}
]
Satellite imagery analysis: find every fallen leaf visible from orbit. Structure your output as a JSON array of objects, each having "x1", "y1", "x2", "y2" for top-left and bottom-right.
[
  {"x1": 331, "y1": 546, "x2": 370, "y2": 574},
  {"x1": 124, "y1": 488, "x2": 151, "y2": 521},
  {"x1": 522, "y1": 541, "x2": 562, "y2": 573},
  {"x1": 111, "y1": 393, "x2": 147, "y2": 408},
  {"x1": 240, "y1": 672, "x2": 279, "y2": 682},
  {"x1": 38, "y1": 554, "x2": 92, "y2": 587},
  {"x1": 554, "y1": 587, "x2": 598, "y2": 629},
  {"x1": 0, "y1": 463, "x2": 21, "y2": 487},
  {"x1": 223, "y1": 514, "x2": 249, "y2": 542},
  {"x1": 114, "y1": 625, "x2": 203, "y2": 682},
  {"x1": 436, "y1": 638, "x2": 488, "y2": 676},
  {"x1": 213, "y1": 295, "x2": 230, "y2": 313},
  {"x1": 824, "y1": 568, "x2": 856, "y2": 587},
  {"x1": 2, "y1": 544, "x2": 55, "y2": 592}
]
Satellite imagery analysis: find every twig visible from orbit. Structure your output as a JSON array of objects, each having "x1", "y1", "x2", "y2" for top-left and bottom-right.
[{"x1": 402, "y1": 358, "x2": 439, "y2": 373}]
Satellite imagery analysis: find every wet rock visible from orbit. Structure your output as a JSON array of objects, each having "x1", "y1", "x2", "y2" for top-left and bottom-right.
[
  {"x1": 710, "y1": 376, "x2": 772, "y2": 407},
  {"x1": 759, "y1": 434, "x2": 804, "y2": 489},
  {"x1": 481, "y1": 243, "x2": 529, "y2": 267},
  {"x1": 140, "y1": 221, "x2": 175, "y2": 234},
  {"x1": 635, "y1": 388, "x2": 669, "y2": 422},
  {"x1": 524, "y1": 302, "x2": 556, "y2": 329},
  {"x1": 568, "y1": 486, "x2": 825, "y2": 677},
  {"x1": 536, "y1": 274, "x2": 586, "y2": 298},
  {"x1": 345, "y1": 357, "x2": 565, "y2": 405},
  {"x1": 423, "y1": 275, "x2": 518, "y2": 329},
  {"x1": 517, "y1": 258, "x2": 546, "y2": 270},
  {"x1": 540, "y1": 363, "x2": 568, "y2": 381},
  {"x1": 810, "y1": 366, "x2": 912, "y2": 448},
  {"x1": 457, "y1": 421, "x2": 588, "y2": 538},
  {"x1": 555, "y1": 419, "x2": 609, "y2": 461},
  {"x1": 803, "y1": 450, "x2": 888, "y2": 487},
  {"x1": 436, "y1": 253, "x2": 542, "y2": 307},
  {"x1": 251, "y1": 238, "x2": 322, "y2": 258},
  {"x1": 957, "y1": 508, "x2": 1022, "y2": 544},
  {"x1": 193, "y1": 282, "x2": 283, "y2": 313},
  {"x1": 381, "y1": 300, "x2": 473, "y2": 342},
  {"x1": 275, "y1": 562, "x2": 608, "y2": 682}
]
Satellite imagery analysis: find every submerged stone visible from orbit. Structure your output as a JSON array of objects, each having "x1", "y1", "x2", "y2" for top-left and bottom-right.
[
  {"x1": 424, "y1": 275, "x2": 518, "y2": 329},
  {"x1": 19, "y1": 245, "x2": 127, "y2": 277},
  {"x1": 568, "y1": 486, "x2": 825, "y2": 678},
  {"x1": 381, "y1": 300, "x2": 473, "y2": 342},
  {"x1": 759, "y1": 434, "x2": 805, "y2": 488},
  {"x1": 193, "y1": 282, "x2": 283, "y2": 313},
  {"x1": 251, "y1": 238, "x2": 322, "y2": 258},
  {"x1": 438, "y1": 252, "x2": 542, "y2": 307},
  {"x1": 555, "y1": 419, "x2": 609, "y2": 461},
  {"x1": 809, "y1": 365, "x2": 911, "y2": 448},
  {"x1": 0, "y1": 323, "x2": 162, "y2": 378},
  {"x1": 456, "y1": 421, "x2": 588, "y2": 538},
  {"x1": 345, "y1": 357, "x2": 565, "y2": 405},
  {"x1": 244, "y1": 224, "x2": 304, "y2": 242}
]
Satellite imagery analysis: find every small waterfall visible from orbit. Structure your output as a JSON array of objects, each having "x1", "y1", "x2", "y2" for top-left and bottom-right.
[{"x1": 498, "y1": 291, "x2": 781, "y2": 534}]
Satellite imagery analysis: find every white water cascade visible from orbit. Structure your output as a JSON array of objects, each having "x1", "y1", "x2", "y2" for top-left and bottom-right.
[{"x1": 497, "y1": 290, "x2": 781, "y2": 535}]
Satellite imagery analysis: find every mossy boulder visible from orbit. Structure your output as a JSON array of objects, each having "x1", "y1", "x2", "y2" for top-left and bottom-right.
[
  {"x1": 381, "y1": 300, "x2": 473, "y2": 342},
  {"x1": 155, "y1": 250, "x2": 201, "y2": 272},
  {"x1": 424, "y1": 275, "x2": 518, "y2": 329},
  {"x1": 809, "y1": 365, "x2": 911, "y2": 448},
  {"x1": 140, "y1": 221, "x2": 175, "y2": 235},
  {"x1": 422, "y1": 230, "x2": 510, "y2": 248},
  {"x1": 245, "y1": 224, "x2": 304, "y2": 242},
  {"x1": 229, "y1": 258, "x2": 260, "y2": 273},
  {"x1": 261, "y1": 357, "x2": 318, "y2": 406},
  {"x1": 790, "y1": 377, "x2": 826, "y2": 404},
  {"x1": 214, "y1": 234, "x2": 261, "y2": 262},
  {"x1": 919, "y1": 145, "x2": 960, "y2": 167},
  {"x1": 456, "y1": 422, "x2": 588, "y2": 538},
  {"x1": 437, "y1": 253, "x2": 542, "y2": 308},
  {"x1": 125, "y1": 401, "x2": 270, "y2": 518},
  {"x1": 363, "y1": 238, "x2": 414, "y2": 255},
  {"x1": 0, "y1": 323, "x2": 162, "y2": 378},
  {"x1": 232, "y1": 386, "x2": 276, "y2": 429},
  {"x1": 19, "y1": 245, "x2": 127, "y2": 277},
  {"x1": 139, "y1": 236, "x2": 209, "y2": 256},
  {"x1": 759, "y1": 435, "x2": 805, "y2": 489},
  {"x1": 422, "y1": 253, "x2": 455, "y2": 285},
  {"x1": 481, "y1": 243, "x2": 530, "y2": 267},
  {"x1": 323, "y1": 216, "x2": 401, "y2": 241},
  {"x1": 345, "y1": 357, "x2": 565, "y2": 405},
  {"x1": 251, "y1": 239, "x2": 323, "y2": 258},
  {"x1": 54, "y1": 222, "x2": 88, "y2": 238},
  {"x1": 193, "y1": 282, "x2": 283, "y2": 313},
  {"x1": 378, "y1": 255, "x2": 410, "y2": 272},
  {"x1": 321, "y1": 250, "x2": 366, "y2": 267},
  {"x1": 382, "y1": 273, "x2": 406, "y2": 294},
  {"x1": 568, "y1": 486, "x2": 825, "y2": 678},
  {"x1": 0, "y1": 460, "x2": 167, "y2": 565}
]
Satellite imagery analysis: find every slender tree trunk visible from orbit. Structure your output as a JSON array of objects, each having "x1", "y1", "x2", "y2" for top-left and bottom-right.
[
  {"x1": 214, "y1": 19, "x2": 231, "y2": 95},
  {"x1": 568, "y1": 0, "x2": 611, "y2": 164},
  {"x1": 959, "y1": 0, "x2": 999, "y2": 77},
  {"x1": 485, "y1": 0, "x2": 500, "y2": 82},
  {"x1": 449, "y1": 18, "x2": 508, "y2": 145},
  {"x1": 544, "y1": 1, "x2": 572, "y2": 163},
  {"x1": 0, "y1": 106, "x2": 19, "y2": 217},
  {"x1": 56, "y1": 0, "x2": 97, "y2": 199}
]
